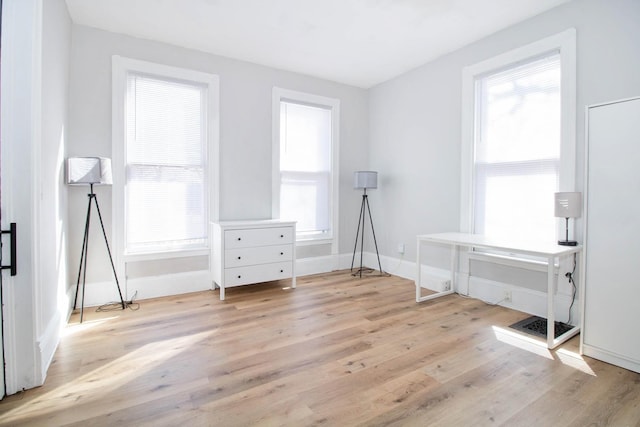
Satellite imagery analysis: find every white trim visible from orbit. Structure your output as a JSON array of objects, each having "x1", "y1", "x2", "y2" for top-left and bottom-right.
[
  {"x1": 37, "y1": 310, "x2": 63, "y2": 383},
  {"x1": 31, "y1": 2, "x2": 45, "y2": 390},
  {"x1": 461, "y1": 28, "x2": 577, "y2": 249},
  {"x1": 272, "y1": 87, "x2": 340, "y2": 255},
  {"x1": 112, "y1": 56, "x2": 220, "y2": 297},
  {"x1": 467, "y1": 276, "x2": 576, "y2": 323},
  {"x1": 581, "y1": 345, "x2": 640, "y2": 374},
  {"x1": 79, "y1": 270, "x2": 212, "y2": 307},
  {"x1": 296, "y1": 254, "x2": 340, "y2": 277},
  {"x1": 584, "y1": 95, "x2": 640, "y2": 110}
]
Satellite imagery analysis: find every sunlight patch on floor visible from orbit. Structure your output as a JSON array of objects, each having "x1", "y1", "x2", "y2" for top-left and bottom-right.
[
  {"x1": 1, "y1": 330, "x2": 215, "y2": 424},
  {"x1": 492, "y1": 326, "x2": 596, "y2": 376},
  {"x1": 492, "y1": 325, "x2": 555, "y2": 359},
  {"x1": 62, "y1": 316, "x2": 120, "y2": 337},
  {"x1": 555, "y1": 347, "x2": 596, "y2": 376}
]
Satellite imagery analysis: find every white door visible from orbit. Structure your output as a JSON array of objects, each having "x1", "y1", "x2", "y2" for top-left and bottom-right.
[
  {"x1": 0, "y1": 0, "x2": 6, "y2": 399},
  {"x1": 583, "y1": 96, "x2": 640, "y2": 373},
  {"x1": 0, "y1": 0, "x2": 42, "y2": 396}
]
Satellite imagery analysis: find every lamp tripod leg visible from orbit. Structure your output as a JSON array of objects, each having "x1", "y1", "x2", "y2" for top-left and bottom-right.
[
  {"x1": 79, "y1": 194, "x2": 92, "y2": 323},
  {"x1": 351, "y1": 194, "x2": 366, "y2": 273},
  {"x1": 359, "y1": 197, "x2": 366, "y2": 277},
  {"x1": 74, "y1": 195, "x2": 92, "y2": 312},
  {"x1": 365, "y1": 196, "x2": 383, "y2": 275},
  {"x1": 92, "y1": 194, "x2": 126, "y2": 310}
]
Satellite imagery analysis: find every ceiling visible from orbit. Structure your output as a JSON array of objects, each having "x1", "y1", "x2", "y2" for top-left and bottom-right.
[{"x1": 64, "y1": 0, "x2": 572, "y2": 88}]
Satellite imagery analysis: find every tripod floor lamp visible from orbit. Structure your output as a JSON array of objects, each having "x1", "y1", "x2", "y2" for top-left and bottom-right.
[
  {"x1": 351, "y1": 171, "x2": 383, "y2": 277},
  {"x1": 67, "y1": 157, "x2": 125, "y2": 322}
]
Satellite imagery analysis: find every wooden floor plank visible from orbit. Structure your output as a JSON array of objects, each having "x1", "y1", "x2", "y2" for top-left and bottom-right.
[{"x1": 0, "y1": 270, "x2": 639, "y2": 426}]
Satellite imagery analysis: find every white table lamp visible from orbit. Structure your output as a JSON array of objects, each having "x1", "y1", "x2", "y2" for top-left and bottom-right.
[{"x1": 554, "y1": 192, "x2": 581, "y2": 246}]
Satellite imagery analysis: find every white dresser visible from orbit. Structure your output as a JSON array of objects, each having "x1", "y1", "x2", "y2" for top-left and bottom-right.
[{"x1": 211, "y1": 220, "x2": 296, "y2": 300}]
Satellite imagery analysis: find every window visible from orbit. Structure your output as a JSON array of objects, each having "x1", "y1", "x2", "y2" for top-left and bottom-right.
[
  {"x1": 461, "y1": 30, "x2": 576, "y2": 246},
  {"x1": 272, "y1": 88, "x2": 339, "y2": 247},
  {"x1": 125, "y1": 74, "x2": 206, "y2": 253},
  {"x1": 474, "y1": 53, "x2": 561, "y2": 241},
  {"x1": 113, "y1": 57, "x2": 219, "y2": 261}
]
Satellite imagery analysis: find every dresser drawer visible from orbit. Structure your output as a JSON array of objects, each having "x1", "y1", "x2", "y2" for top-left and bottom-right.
[
  {"x1": 225, "y1": 227, "x2": 293, "y2": 249},
  {"x1": 225, "y1": 244, "x2": 293, "y2": 268},
  {"x1": 224, "y1": 262, "x2": 293, "y2": 287}
]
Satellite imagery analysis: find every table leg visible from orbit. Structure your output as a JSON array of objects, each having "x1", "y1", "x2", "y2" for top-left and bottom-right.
[
  {"x1": 547, "y1": 256, "x2": 555, "y2": 348},
  {"x1": 415, "y1": 238, "x2": 456, "y2": 303},
  {"x1": 450, "y1": 244, "x2": 458, "y2": 292},
  {"x1": 416, "y1": 239, "x2": 422, "y2": 302},
  {"x1": 547, "y1": 252, "x2": 581, "y2": 349}
]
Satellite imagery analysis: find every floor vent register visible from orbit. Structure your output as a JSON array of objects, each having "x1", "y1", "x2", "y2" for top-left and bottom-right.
[{"x1": 509, "y1": 315, "x2": 573, "y2": 338}]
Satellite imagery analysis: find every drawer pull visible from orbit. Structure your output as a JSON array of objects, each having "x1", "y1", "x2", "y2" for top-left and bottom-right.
[
  {"x1": 237, "y1": 237, "x2": 242, "y2": 241},
  {"x1": 237, "y1": 256, "x2": 242, "y2": 260},
  {"x1": 237, "y1": 275, "x2": 242, "y2": 279},
  {"x1": 280, "y1": 252, "x2": 284, "y2": 255},
  {"x1": 280, "y1": 234, "x2": 284, "y2": 238},
  {"x1": 280, "y1": 269, "x2": 284, "y2": 273}
]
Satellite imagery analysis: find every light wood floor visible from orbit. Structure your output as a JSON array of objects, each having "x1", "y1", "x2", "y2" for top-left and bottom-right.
[{"x1": 0, "y1": 271, "x2": 639, "y2": 426}]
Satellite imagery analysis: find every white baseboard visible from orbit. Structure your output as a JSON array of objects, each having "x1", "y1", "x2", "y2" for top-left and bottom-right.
[
  {"x1": 582, "y1": 345, "x2": 640, "y2": 374},
  {"x1": 297, "y1": 254, "x2": 340, "y2": 277},
  {"x1": 36, "y1": 309, "x2": 64, "y2": 386},
  {"x1": 36, "y1": 285, "x2": 77, "y2": 387},
  {"x1": 466, "y1": 276, "x2": 577, "y2": 324},
  {"x1": 71, "y1": 253, "x2": 577, "y2": 324},
  {"x1": 126, "y1": 270, "x2": 212, "y2": 301},
  {"x1": 378, "y1": 253, "x2": 449, "y2": 292},
  {"x1": 75, "y1": 270, "x2": 212, "y2": 307}
]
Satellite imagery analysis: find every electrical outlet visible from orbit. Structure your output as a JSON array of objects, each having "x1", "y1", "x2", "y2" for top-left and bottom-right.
[
  {"x1": 503, "y1": 290, "x2": 512, "y2": 302},
  {"x1": 442, "y1": 280, "x2": 451, "y2": 291},
  {"x1": 397, "y1": 243, "x2": 405, "y2": 254}
]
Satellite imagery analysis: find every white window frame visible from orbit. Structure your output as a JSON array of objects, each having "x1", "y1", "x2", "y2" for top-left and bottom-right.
[
  {"x1": 272, "y1": 87, "x2": 340, "y2": 253},
  {"x1": 461, "y1": 29, "x2": 576, "y2": 270},
  {"x1": 112, "y1": 56, "x2": 220, "y2": 275}
]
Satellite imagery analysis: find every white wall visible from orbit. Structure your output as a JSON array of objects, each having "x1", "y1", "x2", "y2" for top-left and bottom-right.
[
  {"x1": 67, "y1": 25, "x2": 369, "y2": 298},
  {"x1": 38, "y1": 0, "x2": 72, "y2": 381},
  {"x1": 369, "y1": 0, "x2": 640, "y2": 314}
]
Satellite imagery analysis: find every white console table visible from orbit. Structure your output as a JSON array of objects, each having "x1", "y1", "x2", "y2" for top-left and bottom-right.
[{"x1": 416, "y1": 232, "x2": 583, "y2": 349}]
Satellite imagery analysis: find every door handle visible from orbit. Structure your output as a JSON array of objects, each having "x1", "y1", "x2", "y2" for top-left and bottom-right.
[{"x1": 1, "y1": 223, "x2": 17, "y2": 276}]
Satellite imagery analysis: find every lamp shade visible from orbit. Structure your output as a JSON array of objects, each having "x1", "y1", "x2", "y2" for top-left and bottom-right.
[
  {"x1": 554, "y1": 192, "x2": 581, "y2": 218},
  {"x1": 67, "y1": 157, "x2": 113, "y2": 185},
  {"x1": 354, "y1": 171, "x2": 377, "y2": 189}
]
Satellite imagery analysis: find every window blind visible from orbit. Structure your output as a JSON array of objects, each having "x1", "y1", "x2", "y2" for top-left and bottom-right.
[
  {"x1": 125, "y1": 73, "x2": 207, "y2": 253},
  {"x1": 474, "y1": 53, "x2": 561, "y2": 241},
  {"x1": 279, "y1": 101, "x2": 332, "y2": 237}
]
